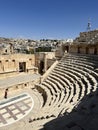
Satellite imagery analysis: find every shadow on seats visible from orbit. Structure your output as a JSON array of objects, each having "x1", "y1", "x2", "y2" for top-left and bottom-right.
[{"x1": 42, "y1": 88, "x2": 98, "y2": 130}]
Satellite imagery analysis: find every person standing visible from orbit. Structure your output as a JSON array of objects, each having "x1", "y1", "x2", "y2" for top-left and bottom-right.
[{"x1": 4, "y1": 88, "x2": 8, "y2": 99}]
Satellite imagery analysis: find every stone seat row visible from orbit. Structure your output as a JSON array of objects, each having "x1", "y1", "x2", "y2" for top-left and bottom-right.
[
  {"x1": 58, "y1": 62, "x2": 98, "y2": 90},
  {"x1": 44, "y1": 89, "x2": 98, "y2": 130},
  {"x1": 31, "y1": 53, "x2": 98, "y2": 127}
]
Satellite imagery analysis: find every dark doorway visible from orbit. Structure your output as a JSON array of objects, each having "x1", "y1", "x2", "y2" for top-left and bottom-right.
[
  {"x1": 86, "y1": 47, "x2": 89, "y2": 54},
  {"x1": 19, "y1": 62, "x2": 26, "y2": 72},
  {"x1": 78, "y1": 47, "x2": 80, "y2": 53},
  {"x1": 94, "y1": 48, "x2": 97, "y2": 55},
  {"x1": 65, "y1": 46, "x2": 69, "y2": 53},
  {"x1": 62, "y1": 45, "x2": 69, "y2": 53},
  {"x1": 39, "y1": 61, "x2": 44, "y2": 74}
]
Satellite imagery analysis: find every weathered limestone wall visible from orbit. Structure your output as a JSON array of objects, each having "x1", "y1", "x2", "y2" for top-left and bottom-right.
[
  {"x1": 69, "y1": 44, "x2": 98, "y2": 55},
  {"x1": 44, "y1": 52, "x2": 55, "y2": 72},
  {"x1": 79, "y1": 46, "x2": 86, "y2": 54},
  {"x1": 47, "y1": 59, "x2": 56, "y2": 69},
  {"x1": 88, "y1": 47, "x2": 94, "y2": 54},
  {"x1": 69, "y1": 45, "x2": 77, "y2": 53},
  {"x1": 0, "y1": 54, "x2": 36, "y2": 78},
  {"x1": 35, "y1": 52, "x2": 56, "y2": 73},
  {"x1": 71, "y1": 29, "x2": 98, "y2": 55},
  {"x1": 55, "y1": 45, "x2": 64, "y2": 58}
]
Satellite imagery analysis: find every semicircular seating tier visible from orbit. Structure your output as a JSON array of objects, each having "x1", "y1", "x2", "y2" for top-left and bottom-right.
[{"x1": 30, "y1": 53, "x2": 98, "y2": 129}]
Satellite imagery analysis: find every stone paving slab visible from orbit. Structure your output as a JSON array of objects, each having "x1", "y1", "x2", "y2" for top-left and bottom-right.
[
  {"x1": 0, "y1": 93, "x2": 34, "y2": 128},
  {"x1": 0, "y1": 73, "x2": 40, "y2": 88}
]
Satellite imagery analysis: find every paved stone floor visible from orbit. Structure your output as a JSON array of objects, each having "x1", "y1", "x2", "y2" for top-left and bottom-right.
[
  {"x1": 0, "y1": 93, "x2": 33, "y2": 128},
  {"x1": 0, "y1": 73, "x2": 40, "y2": 88}
]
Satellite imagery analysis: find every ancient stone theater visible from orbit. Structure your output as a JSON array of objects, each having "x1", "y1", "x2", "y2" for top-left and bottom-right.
[{"x1": 0, "y1": 29, "x2": 98, "y2": 130}]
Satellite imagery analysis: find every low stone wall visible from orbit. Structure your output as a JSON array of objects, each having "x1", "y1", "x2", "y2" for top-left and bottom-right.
[{"x1": 0, "y1": 74, "x2": 41, "y2": 99}]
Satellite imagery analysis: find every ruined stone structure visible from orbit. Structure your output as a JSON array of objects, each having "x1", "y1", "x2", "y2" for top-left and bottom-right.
[
  {"x1": 0, "y1": 54, "x2": 40, "y2": 101},
  {"x1": 69, "y1": 29, "x2": 98, "y2": 54},
  {"x1": 0, "y1": 29, "x2": 98, "y2": 130},
  {"x1": 0, "y1": 54, "x2": 38, "y2": 79},
  {"x1": 35, "y1": 52, "x2": 56, "y2": 74}
]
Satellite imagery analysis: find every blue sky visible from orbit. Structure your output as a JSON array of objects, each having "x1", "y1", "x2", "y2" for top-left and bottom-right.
[{"x1": 0, "y1": 0, "x2": 98, "y2": 40}]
